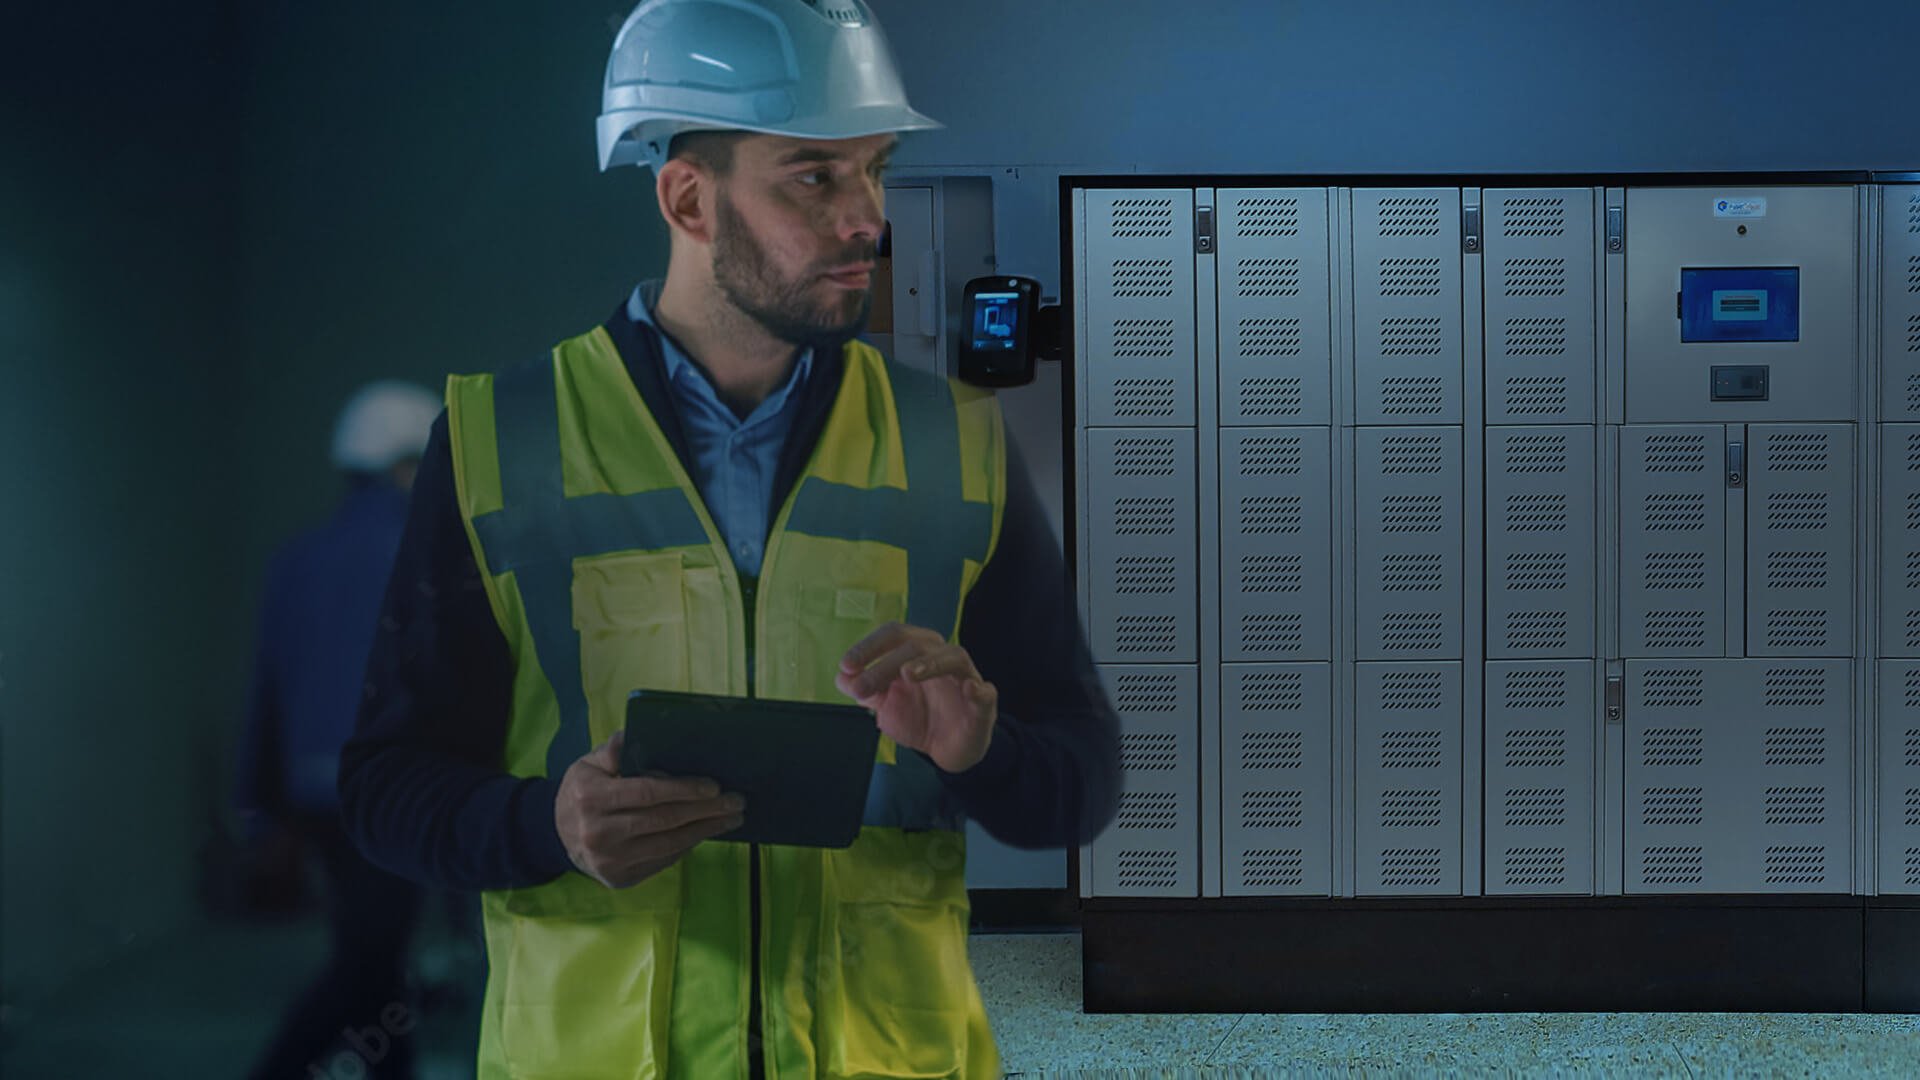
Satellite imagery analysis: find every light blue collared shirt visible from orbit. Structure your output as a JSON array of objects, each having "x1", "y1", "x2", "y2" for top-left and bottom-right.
[{"x1": 627, "y1": 283, "x2": 814, "y2": 578}]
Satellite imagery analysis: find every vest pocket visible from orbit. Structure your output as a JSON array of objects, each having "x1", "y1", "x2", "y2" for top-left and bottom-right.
[
  {"x1": 824, "y1": 898, "x2": 972, "y2": 1078},
  {"x1": 573, "y1": 551, "x2": 691, "y2": 737}
]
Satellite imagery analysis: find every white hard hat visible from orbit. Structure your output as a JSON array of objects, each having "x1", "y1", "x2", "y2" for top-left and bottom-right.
[
  {"x1": 596, "y1": 0, "x2": 941, "y2": 173},
  {"x1": 330, "y1": 380, "x2": 441, "y2": 472}
]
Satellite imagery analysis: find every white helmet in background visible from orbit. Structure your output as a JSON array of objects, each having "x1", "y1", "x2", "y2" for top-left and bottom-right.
[
  {"x1": 330, "y1": 380, "x2": 440, "y2": 472},
  {"x1": 596, "y1": 0, "x2": 940, "y2": 173}
]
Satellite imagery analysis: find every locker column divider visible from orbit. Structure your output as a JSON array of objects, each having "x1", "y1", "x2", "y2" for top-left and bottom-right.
[
  {"x1": 1071, "y1": 187, "x2": 1095, "y2": 900},
  {"x1": 1196, "y1": 187, "x2": 1224, "y2": 899},
  {"x1": 1462, "y1": 185, "x2": 1487, "y2": 896},
  {"x1": 1859, "y1": 183, "x2": 1882, "y2": 896},
  {"x1": 1332, "y1": 187, "x2": 1358, "y2": 898},
  {"x1": 1601, "y1": 186, "x2": 1628, "y2": 896}
]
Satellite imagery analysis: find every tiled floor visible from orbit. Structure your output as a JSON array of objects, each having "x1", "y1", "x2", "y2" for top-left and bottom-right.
[{"x1": 3, "y1": 922, "x2": 1915, "y2": 1078}]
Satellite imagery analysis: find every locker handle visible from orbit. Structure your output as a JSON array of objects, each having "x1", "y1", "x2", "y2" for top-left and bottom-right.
[
  {"x1": 1604, "y1": 673, "x2": 1624, "y2": 725},
  {"x1": 1726, "y1": 441, "x2": 1745, "y2": 488}
]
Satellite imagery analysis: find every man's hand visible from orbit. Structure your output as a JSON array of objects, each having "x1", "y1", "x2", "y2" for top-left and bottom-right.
[
  {"x1": 835, "y1": 622, "x2": 998, "y2": 774},
  {"x1": 554, "y1": 730, "x2": 745, "y2": 889}
]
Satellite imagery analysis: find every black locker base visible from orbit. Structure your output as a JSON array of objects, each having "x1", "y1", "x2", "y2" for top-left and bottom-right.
[{"x1": 1083, "y1": 896, "x2": 1920, "y2": 1013}]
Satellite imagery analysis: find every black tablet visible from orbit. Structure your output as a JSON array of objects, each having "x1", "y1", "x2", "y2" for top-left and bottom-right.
[{"x1": 621, "y1": 688, "x2": 881, "y2": 849}]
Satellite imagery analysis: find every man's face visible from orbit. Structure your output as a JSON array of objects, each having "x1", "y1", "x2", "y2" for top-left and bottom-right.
[{"x1": 707, "y1": 132, "x2": 895, "y2": 352}]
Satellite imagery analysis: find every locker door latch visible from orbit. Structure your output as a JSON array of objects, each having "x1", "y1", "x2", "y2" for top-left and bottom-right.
[
  {"x1": 1462, "y1": 205, "x2": 1482, "y2": 253},
  {"x1": 1726, "y1": 441, "x2": 1746, "y2": 489},
  {"x1": 1604, "y1": 673, "x2": 1624, "y2": 725},
  {"x1": 1195, "y1": 206, "x2": 1215, "y2": 255}
]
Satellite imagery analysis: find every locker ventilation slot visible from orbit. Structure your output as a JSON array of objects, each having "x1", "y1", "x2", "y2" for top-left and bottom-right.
[
  {"x1": 1503, "y1": 434, "x2": 1570, "y2": 473},
  {"x1": 1643, "y1": 729, "x2": 1706, "y2": 768},
  {"x1": 1380, "y1": 671, "x2": 1446, "y2": 707},
  {"x1": 1111, "y1": 320, "x2": 1177, "y2": 360},
  {"x1": 1906, "y1": 789, "x2": 1920, "y2": 827},
  {"x1": 1911, "y1": 194, "x2": 1920, "y2": 233},
  {"x1": 1114, "y1": 673, "x2": 1180, "y2": 712},
  {"x1": 1241, "y1": 614, "x2": 1305, "y2": 652},
  {"x1": 1236, "y1": 258, "x2": 1303, "y2": 297},
  {"x1": 1910, "y1": 255, "x2": 1920, "y2": 290},
  {"x1": 1115, "y1": 556, "x2": 1178, "y2": 595},
  {"x1": 1766, "y1": 551, "x2": 1828, "y2": 590},
  {"x1": 1764, "y1": 787, "x2": 1826, "y2": 827},
  {"x1": 1909, "y1": 314, "x2": 1920, "y2": 352},
  {"x1": 1503, "y1": 317, "x2": 1569, "y2": 356},
  {"x1": 1763, "y1": 611, "x2": 1829, "y2": 651},
  {"x1": 1381, "y1": 553, "x2": 1446, "y2": 592},
  {"x1": 1644, "y1": 493, "x2": 1707, "y2": 531},
  {"x1": 1642, "y1": 846, "x2": 1705, "y2": 885},
  {"x1": 1504, "y1": 669, "x2": 1569, "y2": 709},
  {"x1": 1113, "y1": 437, "x2": 1178, "y2": 477},
  {"x1": 1380, "y1": 257, "x2": 1444, "y2": 297},
  {"x1": 1110, "y1": 198, "x2": 1175, "y2": 238},
  {"x1": 1120, "y1": 733, "x2": 1180, "y2": 771},
  {"x1": 1240, "y1": 672, "x2": 1307, "y2": 711},
  {"x1": 1765, "y1": 493, "x2": 1829, "y2": 531},
  {"x1": 1241, "y1": 731, "x2": 1305, "y2": 770},
  {"x1": 1382, "y1": 494, "x2": 1445, "y2": 532},
  {"x1": 1380, "y1": 849, "x2": 1444, "y2": 887},
  {"x1": 1234, "y1": 197, "x2": 1300, "y2": 237},
  {"x1": 1907, "y1": 373, "x2": 1920, "y2": 410},
  {"x1": 1763, "y1": 670, "x2": 1827, "y2": 708},
  {"x1": 1906, "y1": 432, "x2": 1920, "y2": 467},
  {"x1": 1906, "y1": 491, "x2": 1920, "y2": 529},
  {"x1": 1112, "y1": 259, "x2": 1176, "y2": 298},
  {"x1": 1115, "y1": 497, "x2": 1178, "y2": 535},
  {"x1": 1904, "y1": 551, "x2": 1920, "y2": 591},
  {"x1": 1645, "y1": 552, "x2": 1707, "y2": 591},
  {"x1": 1764, "y1": 846, "x2": 1826, "y2": 886},
  {"x1": 1504, "y1": 788, "x2": 1567, "y2": 828},
  {"x1": 1239, "y1": 436, "x2": 1305, "y2": 475},
  {"x1": 1241, "y1": 495, "x2": 1304, "y2": 534},
  {"x1": 1504, "y1": 376, "x2": 1570, "y2": 415},
  {"x1": 1240, "y1": 380, "x2": 1305, "y2": 417},
  {"x1": 1643, "y1": 612, "x2": 1707, "y2": 651},
  {"x1": 1243, "y1": 790, "x2": 1306, "y2": 829},
  {"x1": 1381, "y1": 789, "x2": 1444, "y2": 828},
  {"x1": 1644, "y1": 787, "x2": 1705, "y2": 826},
  {"x1": 1242, "y1": 850, "x2": 1306, "y2": 888},
  {"x1": 1764, "y1": 727, "x2": 1827, "y2": 767},
  {"x1": 1114, "y1": 616, "x2": 1179, "y2": 654},
  {"x1": 1644, "y1": 434, "x2": 1709, "y2": 472},
  {"x1": 1381, "y1": 435, "x2": 1447, "y2": 473},
  {"x1": 1506, "y1": 552, "x2": 1570, "y2": 590},
  {"x1": 1381, "y1": 614, "x2": 1447, "y2": 651},
  {"x1": 1377, "y1": 197, "x2": 1443, "y2": 237},
  {"x1": 1642, "y1": 669, "x2": 1706, "y2": 708},
  {"x1": 1503, "y1": 258, "x2": 1569, "y2": 297},
  {"x1": 1112, "y1": 378, "x2": 1177, "y2": 417},
  {"x1": 1381, "y1": 730, "x2": 1445, "y2": 767},
  {"x1": 1899, "y1": 615, "x2": 1919, "y2": 653},
  {"x1": 1505, "y1": 729, "x2": 1567, "y2": 768},
  {"x1": 1500, "y1": 197, "x2": 1567, "y2": 237},
  {"x1": 1504, "y1": 848, "x2": 1568, "y2": 887},
  {"x1": 1238, "y1": 317, "x2": 1304, "y2": 357},
  {"x1": 1907, "y1": 850, "x2": 1920, "y2": 888},
  {"x1": 1241, "y1": 554, "x2": 1304, "y2": 593},
  {"x1": 1908, "y1": 728, "x2": 1920, "y2": 768},
  {"x1": 1116, "y1": 791, "x2": 1180, "y2": 831},
  {"x1": 1505, "y1": 613, "x2": 1569, "y2": 651},
  {"x1": 1379, "y1": 377, "x2": 1446, "y2": 414},
  {"x1": 1506, "y1": 493, "x2": 1569, "y2": 533},
  {"x1": 1379, "y1": 318, "x2": 1445, "y2": 357},
  {"x1": 1114, "y1": 850, "x2": 1181, "y2": 889},
  {"x1": 1764, "y1": 433, "x2": 1831, "y2": 471}
]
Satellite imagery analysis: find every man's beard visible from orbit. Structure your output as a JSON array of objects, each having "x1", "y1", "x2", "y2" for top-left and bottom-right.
[{"x1": 712, "y1": 190, "x2": 874, "y2": 353}]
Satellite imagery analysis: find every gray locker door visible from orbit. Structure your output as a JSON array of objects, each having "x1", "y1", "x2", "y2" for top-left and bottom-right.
[
  {"x1": 1221, "y1": 428, "x2": 1332, "y2": 662},
  {"x1": 1882, "y1": 187, "x2": 1920, "y2": 420},
  {"x1": 1620, "y1": 426, "x2": 1728, "y2": 658},
  {"x1": 1352, "y1": 189, "x2": 1463, "y2": 425},
  {"x1": 1217, "y1": 189, "x2": 1334, "y2": 427},
  {"x1": 1087, "y1": 429, "x2": 1197, "y2": 663},
  {"x1": 1355, "y1": 662, "x2": 1463, "y2": 896},
  {"x1": 1482, "y1": 189, "x2": 1598, "y2": 425},
  {"x1": 1085, "y1": 189, "x2": 1197, "y2": 427},
  {"x1": 1625, "y1": 660, "x2": 1851, "y2": 894},
  {"x1": 1880, "y1": 425, "x2": 1920, "y2": 656},
  {"x1": 1486, "y1": 427, "x2": 1597, "y2": 659},
  {"x1": 1092, "y1": 664, "x2": 1200, "y2": 897},
  {"x1": 1355, "y1": 428, "x2": 1463, "y2": 660},
  {"x1": 1875, "y1": 662, "x2": 1920, "y2": 894},
  {"x1": 1485, "y1": 661, "x2": 1596, "y2": 895},
  {"x1": 1746, "y1": 425, "x2": 1854, "y2": 657},
  {"x1": 1221, "y1": 663, "x2": 1334, "y2": 896}
]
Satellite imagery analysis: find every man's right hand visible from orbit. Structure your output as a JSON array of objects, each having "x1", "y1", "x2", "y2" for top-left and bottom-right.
[{"x1": 555, "y1": 730, "x2": 745, "y2": 889}]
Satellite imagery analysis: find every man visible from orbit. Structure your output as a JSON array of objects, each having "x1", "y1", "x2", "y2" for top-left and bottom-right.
[
  {"x1": 237, "y1": 380, "x2": 439, "y2": 1080},
  {"x1": 338, "y1": 2, "x2": 1119, "y2": 1077}
]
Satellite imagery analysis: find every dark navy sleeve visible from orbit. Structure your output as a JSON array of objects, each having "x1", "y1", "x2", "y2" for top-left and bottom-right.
[
  {"x1": 337, "y1": 413, "x2": 576, "y2": 890},
  {"x1": 941, "y1": 431, "x2": 1122, "y2": 848}
]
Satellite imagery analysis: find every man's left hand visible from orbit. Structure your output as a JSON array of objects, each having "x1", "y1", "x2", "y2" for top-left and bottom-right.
[{"x1": 836, "y1": 622, "x2": 997, "y2": 774}]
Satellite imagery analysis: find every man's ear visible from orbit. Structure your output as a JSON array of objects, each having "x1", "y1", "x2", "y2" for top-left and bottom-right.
[{"x1": 656, "y1": 159, "x2": 715, "y2": 246}]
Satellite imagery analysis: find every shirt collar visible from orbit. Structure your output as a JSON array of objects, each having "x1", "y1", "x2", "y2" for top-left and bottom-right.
[{"x1": 626, "y1": 281, "x2": 815, "y2": 414}]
